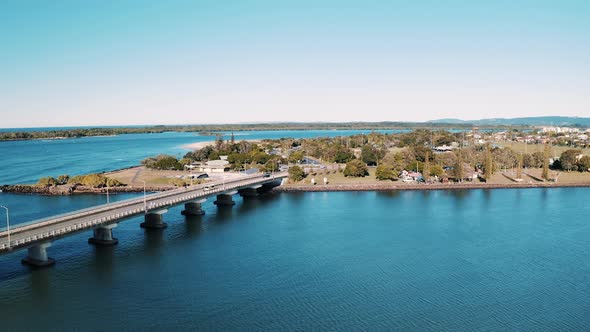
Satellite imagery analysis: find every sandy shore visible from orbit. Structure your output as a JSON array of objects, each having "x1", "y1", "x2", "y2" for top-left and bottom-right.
[{"x1": 182, "y1": 139, "x2": 261, "y2": 150}]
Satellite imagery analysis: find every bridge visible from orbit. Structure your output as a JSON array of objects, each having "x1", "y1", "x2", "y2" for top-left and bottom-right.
[{"x1": 0, "y1": 172, "x2": 288, "y2": 267}]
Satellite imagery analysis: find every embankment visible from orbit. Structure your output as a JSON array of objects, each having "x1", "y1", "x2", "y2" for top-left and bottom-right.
[
  {"x1": 275, "y1": 182, "x2": 590, "y2": 192},
  {"x1": 0, "y1": 184, "x2": 173, "y2": 195}
]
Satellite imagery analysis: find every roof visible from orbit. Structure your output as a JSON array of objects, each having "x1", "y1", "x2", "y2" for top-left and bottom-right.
[{"x1": 206, "y1": 160, "x2": 229, "y2": 167}]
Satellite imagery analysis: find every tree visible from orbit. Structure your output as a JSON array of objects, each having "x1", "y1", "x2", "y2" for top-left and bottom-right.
[
  {"x1": 227, "y1": 153, "x2": 247, "y2": 169},
  {"x1": 215, "y1": 134, "x2": 223, "y2": 150},
  {"x1": 289, "y1": 151, "x2": 305, "y2": 164},
  {"x1": 178, "y1": 158, "x2": 192, "y2": 168},
  {"x1": 430, "y1": 165, "x2": 445, "y2": 178},
  {"x1": 412, "y1": 146, "x2": 431, "y2": 162},
  {"x1": 263, "y1": 159, "x2": 279, "y2": 172},
  {"x1": 559, "y1": 149, "x2": 582, "y2": 171},
  {"x1": 406, "y1": 160, "x2": 423, "y2": 173},
  {"x1": 250, "y1": 150, "x2": 271, "y2": 164},
  {"x1": 454, "y1": 149, "x2": 464, "y2": 181},
  {"x1": 361, "y1": 146, "x2": 378, "y2": 166},
  {"x1": 531, "y1": 151, "x2": 544, "y2": 168},
  {"x1": 143, "y1": 155, "x2": 182, "y2": 170},
  {"x1": 484, "y1": 146, "x2": 493, "y2": 180},
  {"x1": 542, "y1": 143, "x2": 551, "y2": 180},
  {"x1": 343, "y1": 159, "x2": 369, "y2": 177},
  {"x1": 184, "y1": 145, "x2": 216, "y2": 161},
  {"x1": 522, "y1": 153, "x2": 534, "y2": 168},
  {"x1": 375, "y1": 164, "x2": 396, "y2": 181},
  {"x1": 493, "y1": 147, "x2": 518, "y2": 171},
  {"x1": 334, "y1": 149, "x2": 355, "y2": 164},
  {"x1": 153, "y1": 155, "x2": 182, "y2": 170},
  {"x1": 516, "y1": 153, "x2": 523, "y2": 179},
  {"x1": 578, "y1": 155, "x2": 590, "y2": 172},
  {"x1": 288, "y1": 166, "x2": 305, "y2": 182},
  {"x1": 422, "y1": 152, "x2": 430, "y2": 180}
]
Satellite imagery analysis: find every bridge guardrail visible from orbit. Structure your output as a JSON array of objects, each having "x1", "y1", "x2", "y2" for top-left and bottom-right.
[{"x1": 0, "y1": 173, "x2": 287, "y2": 240}]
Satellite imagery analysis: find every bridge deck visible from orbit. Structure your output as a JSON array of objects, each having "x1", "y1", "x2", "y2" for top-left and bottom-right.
[{"x1": 0, "y1": 172, "x2": 287, "y2": 253}]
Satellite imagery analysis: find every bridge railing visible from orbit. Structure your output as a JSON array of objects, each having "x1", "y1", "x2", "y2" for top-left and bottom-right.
[{"x1": 0, "y1": 172, "x2": 287, "y2": 237}]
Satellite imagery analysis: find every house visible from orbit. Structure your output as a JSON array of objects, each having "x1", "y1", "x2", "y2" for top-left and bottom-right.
[
  {"x1": 433, "y1": 145, "x2": 455, "y2": 153},
  {"x1": 400, "y1": 170, "x2": 423, "y2": 182},
  {"x1": 184, "y1": 160, "x2": 230, "y2": 173},
  {"x1": 204, "y1": 160, "x2": 230, "y2": 173}
]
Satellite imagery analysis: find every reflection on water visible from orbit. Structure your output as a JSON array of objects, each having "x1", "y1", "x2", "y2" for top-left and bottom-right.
[
  {"x1": 90, "y1": 245, "x2": 117, "y2": 279},
  {"x1": 376, "y1": 190, "x2": 401, "y2": 199},
  {"x1": 143, "y1": 229, "x2": 165, "y2": 254},
  {"x1": 29, "y1": 268, "x2": 51, "y2": 299},
  {"x1": 183, "y1": 216, "x2": 204, "y2": 238}
]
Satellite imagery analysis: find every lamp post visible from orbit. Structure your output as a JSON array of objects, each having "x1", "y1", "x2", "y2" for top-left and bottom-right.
[
  {"x1": 140, "y1": 180, "x2": 147, "y2": 213},
  {"x1": 106, "y1": 180, "x2": 110, "y2": 204},
  {"x1": 0, "y1": 205, "x2": 10, "y2": 249}
]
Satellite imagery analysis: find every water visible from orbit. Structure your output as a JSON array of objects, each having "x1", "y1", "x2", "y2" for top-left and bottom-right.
[
  {"x1": 0, "y1": 129, "x2": 402, "y2": 184},
  {"x1": 0, "y1": 188, "x2": 590, "y2": 330},
  {"x1": 1, "y1": 129, "x2": 589, "y2": 330}
]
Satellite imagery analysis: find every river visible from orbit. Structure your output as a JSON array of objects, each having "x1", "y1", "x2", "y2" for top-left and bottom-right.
[
  {"x1": 0, "y1": 130, "x2": 589, "y2": 330},
  {"x1": 0, "y1": 130, "x2": 402, "y2": 185}
]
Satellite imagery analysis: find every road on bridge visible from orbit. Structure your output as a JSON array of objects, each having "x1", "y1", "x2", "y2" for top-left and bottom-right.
[{"x1": 0, "y1": 172, "x2": 287, "y2": 253}]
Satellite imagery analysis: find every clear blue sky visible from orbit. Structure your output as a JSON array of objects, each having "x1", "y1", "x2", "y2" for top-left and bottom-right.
[{"x1": 1, "y1": 0, "x2": 588, "y2": 127}]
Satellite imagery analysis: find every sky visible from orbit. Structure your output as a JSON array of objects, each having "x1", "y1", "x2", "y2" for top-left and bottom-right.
[{"x1": 1, "y1": 0, "x2": 589, "y2": 127}]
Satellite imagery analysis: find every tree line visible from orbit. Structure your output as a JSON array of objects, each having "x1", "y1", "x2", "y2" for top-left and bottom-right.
[{"x1": 137, "y1": 130, "x2": 589, "y2": 183}]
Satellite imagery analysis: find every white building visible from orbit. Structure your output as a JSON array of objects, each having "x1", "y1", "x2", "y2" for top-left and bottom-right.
[{"x1": 185, "y1": 160, "x2": 230, "y2": 173}]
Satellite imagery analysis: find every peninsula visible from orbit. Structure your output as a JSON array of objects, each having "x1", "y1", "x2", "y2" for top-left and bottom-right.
[{"x1": 5, "y1": 127, "x2": 590, "y2": 195}]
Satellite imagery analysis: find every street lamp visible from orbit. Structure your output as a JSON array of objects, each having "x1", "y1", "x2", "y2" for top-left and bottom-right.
[
  {"x1": 140, "y1": 180, "x2": 147, "y2": 213},
  {"x1": 0, "y1": 205, "x2": 10, "y2": 249},
  {"x1": 106, "y1": 180, "x2": 110, "y2": 204}
]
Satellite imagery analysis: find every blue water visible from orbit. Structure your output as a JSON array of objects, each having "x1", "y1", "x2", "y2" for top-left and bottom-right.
[
  {"x1": 0, "y1": 129, "x2": 402, "y2": 184},
  {"x1": 0, "y1": 189, "x2": 590, "y2": 330},
  {"x1": 1, "y1": 129, "x2": 589, "y2": 330}
]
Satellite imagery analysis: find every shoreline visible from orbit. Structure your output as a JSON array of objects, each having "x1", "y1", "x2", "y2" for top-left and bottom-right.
[
  {"x1": 0, "y1": 184, "x2": 174, "y2": 195},
  {"x1": 182, "y1": 139, "x2": 261, "y2": 150},
  {"x1": 275, "y1": 181, "x2": 590, "y2": 192},
  {"x1": 5, "y1": 181, "x2": 590, "y2": 196}
]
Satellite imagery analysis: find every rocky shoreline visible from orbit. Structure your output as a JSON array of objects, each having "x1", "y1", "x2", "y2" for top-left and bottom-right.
[
  {"x1": 0, "y1": 184, "x2": 174, "y2": 195},
  {"x1": 275, "y1": 181, "x2": 590, "y2": 192},
  {"x1": 4, "y1": 181, "x2": 590, "y2": 196}
]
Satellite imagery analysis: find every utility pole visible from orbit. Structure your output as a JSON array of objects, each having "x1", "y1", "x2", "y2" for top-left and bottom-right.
[{"x1": 0, "y1": 205, "x2": 10, "y2": 249}]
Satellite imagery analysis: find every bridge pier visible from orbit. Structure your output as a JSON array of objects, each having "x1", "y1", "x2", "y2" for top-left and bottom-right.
[
  {"x1": 239, "y1": 185, "x2": 262, "y2": 198},
  {"x1": 214, "y1": 191, "x2": 238, "y2": 206},
  {"x1": 181, "y1": 199, "x2": 206, "y2": 216},
  {"x1": 88, "y1": 224, "x2": 119, "y2": 246},
  {"x1": 141, "y1": 209, "x2": 168, "y2": 229},
  {"x1": 21, "y1": 242, "x2": 55, "y2": 267}
]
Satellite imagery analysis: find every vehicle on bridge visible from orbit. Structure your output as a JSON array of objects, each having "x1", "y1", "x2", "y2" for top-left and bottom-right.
[{"x1": 203, "y1": 184, "x2": 216, "y2": 191}]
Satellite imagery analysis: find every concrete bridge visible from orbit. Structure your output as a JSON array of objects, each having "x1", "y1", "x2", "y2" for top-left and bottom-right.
[{"x1": 0, "y1": 172, "x2": 287, "y2": 267}]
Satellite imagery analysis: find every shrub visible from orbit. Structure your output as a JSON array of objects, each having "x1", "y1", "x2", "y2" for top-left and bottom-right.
[
  {"x1": 375, "y1": 164, "x2": 396, "y2": 181},
  {"x1": 343, "y1": 159, "x2": 369, "y2": 177},
  {"x1": 288, "y1": 166, "x2": 305, "y2": 182},
  {"x1": 37, "y1": 176, "x2": 59, "y2": 187}
]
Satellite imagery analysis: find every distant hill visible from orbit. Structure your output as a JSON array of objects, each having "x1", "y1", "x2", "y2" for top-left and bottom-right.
[{"x1": 429, "y1": 116, "x2": 590, "y2": 127}]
